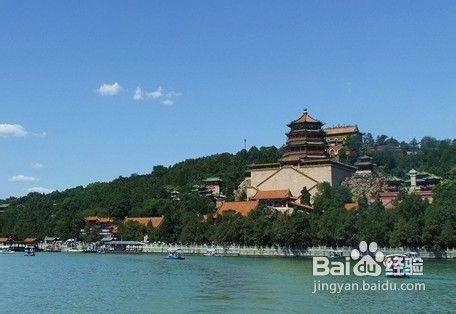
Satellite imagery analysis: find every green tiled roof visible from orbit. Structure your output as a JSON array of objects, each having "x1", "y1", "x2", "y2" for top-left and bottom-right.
[{"x1": 203, "y1": 177, "x2": 222, "y2": 182}]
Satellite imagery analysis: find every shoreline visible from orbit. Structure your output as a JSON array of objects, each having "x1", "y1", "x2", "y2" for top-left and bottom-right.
[{"x1": 40, "y1": 244, "x2": 456, "y2": 259}]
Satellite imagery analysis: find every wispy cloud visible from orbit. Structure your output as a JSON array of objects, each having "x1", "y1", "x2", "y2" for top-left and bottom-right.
[
  {"x1": 28, "y1": 187, "x2": 54, "y2": 194},
  {"x1": 96, "y1": 82, "x2": 122, "y2": 96},
  {"x1": 146, "y1": 86, "x2": 164, "y2": 99},
  {"x1": 161, "y1": 99, "x2": 174, "y2": 106},
  {"x1": 166, "y1": 91, "x2": 182, "y2": 97},
  {"x1": 132, "y1": 86, "x2": 181, "y2": 105},
  {"x1": 0, "y1": 124, "x2": 28, "y2": 137},
  {"x1": 133, "y1": 86, "x2": 144, "y2": 100},
  {"x1": 33, "y1": 131, "x2": 47, "y2": 137},
  {"x1": 9, "y1": 174, "x2": 38, "y2": 182},
  {"x1": 31, "y1": 163, "x2": 45, "y2": 170}
]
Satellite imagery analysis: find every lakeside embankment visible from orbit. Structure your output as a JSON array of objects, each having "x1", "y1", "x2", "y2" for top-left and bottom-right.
[
  {"x1": 40, "y1": 243, "x2": 456, "y2": 258},
  {"x1": 141, "y1": 244, "x2": 456, "y2": 258}
]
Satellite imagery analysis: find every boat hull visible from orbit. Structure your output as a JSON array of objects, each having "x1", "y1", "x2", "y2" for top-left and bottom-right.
[{"x1": 164, "y1": 256, "x2": 185, "y2": 260}]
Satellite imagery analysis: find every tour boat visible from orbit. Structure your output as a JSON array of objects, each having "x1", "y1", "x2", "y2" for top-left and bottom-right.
[
  {"x1": 0, "y1": 245, "x2": 14, "y2": 254},
  {"x1": 66, "y1": 248, "x2": 84, "y2": 253},
  {"x1": 328, "y1": 250, "x2": 344, "y2": 259},
  {"x1": 405, "y1": 251, "x2": 420, "y2": 261},
  {"x1": 165, "y1": 249, "x2": 185, "y2": 260},
  {"x1": 204, "y1": 248, "x2": 217, "y2": 256},
  {"x1": 384, "y1": 254, "x2": 411, "y2": 277},
  {"x1": 24, "y1": 245, "x2": 35, "y2": 256}
]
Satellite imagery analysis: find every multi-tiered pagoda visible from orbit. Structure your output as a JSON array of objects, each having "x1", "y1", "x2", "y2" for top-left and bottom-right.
[
  {"x1": 282, "y1": 109, "x2": 330, "y2": 165},
  {"x1": 242, "y1": 109, "x2": 356, "y2": 205}
]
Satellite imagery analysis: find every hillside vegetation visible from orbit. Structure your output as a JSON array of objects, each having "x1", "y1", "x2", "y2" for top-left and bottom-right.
[{"x1": 1, "y1": 135, "x2": 455, "y2": 249}]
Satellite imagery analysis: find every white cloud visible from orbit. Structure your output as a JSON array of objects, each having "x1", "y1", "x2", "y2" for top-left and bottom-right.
[
  {"x1": 133, "y1": 86, "x2": 181, "y2": 105},
  {"x1": 9, "y1": 174, "x2": 38, "y2": 182},
  {"x1": 161, "y1": 99, "x2": 174, "y2": 106},
  {"x1": 133, "y1": 86, "x2": 144, "y2": 100},
  {"x1": 96, "y1": 82, "x2": 122, "y2": 96},
  {"x1": 28, "y1": 187, "x2": 54, "y2": 194},
  {"x1": 146, "y1": 86, "x2": 164, "y2": 99},
  {"x1": 0, "y1": 124, "x2": 28, "y2": 137},
  {"x1": 166, "y1": 91, "x2": 183, "y2": 97},
  {"x1": 31, "y1": 163, "x2": 45, "y2": 169},
  {"x1": 33, "y1": 131, "x2": 47, "y2": 137}
]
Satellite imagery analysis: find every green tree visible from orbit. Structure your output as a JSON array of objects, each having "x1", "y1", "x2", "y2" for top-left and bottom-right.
[
  {"x1": 389, "y1": 193, "x2": 427, "y2": 247},
  {"x1": 211, "y1": 211, "x2": 246, "y2": 244},
  {"x1": 300, "y1": 187, "x2": 311, "y2": 206}
]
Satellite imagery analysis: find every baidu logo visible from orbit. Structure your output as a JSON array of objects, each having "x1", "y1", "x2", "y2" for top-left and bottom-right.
[
  {"x1": 350, "y1": 241, "x2": 384, "y2": 276},
  {"x1": 313, "y1": 241, "x2": 385, "y2": 277}
]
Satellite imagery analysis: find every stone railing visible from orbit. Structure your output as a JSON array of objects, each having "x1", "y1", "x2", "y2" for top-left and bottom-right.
[
  {"x1": 39, "y1": 242, "x2": 456, "y2": 258},
  {"x1": 141, "y1": 244, "x2": 456, "y2": 259}
]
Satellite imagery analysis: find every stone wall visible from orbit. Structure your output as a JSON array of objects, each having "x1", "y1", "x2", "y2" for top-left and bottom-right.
[
  {"x1": 342, "y1": 172, "x2": 387, "y2": 202},
  {"x1": 246, "y1": 163, "x2": 355, "y2": 200}
]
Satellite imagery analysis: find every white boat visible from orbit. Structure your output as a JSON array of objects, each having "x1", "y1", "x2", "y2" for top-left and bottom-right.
[
  {"x1": 24, "y1": 245, "x2": 35, "y2": 256},
  {"x1": 0, "y1": 245, "x2": 14, "y2": 254},
  {"x1": 165, "y1": 249, "x2": 185, "y2": 260},
  {"x1": 384, "y1": 254, "x2": 411, "y2": 277},
  {"x1": 204, "y1": 248, "x2": 217, "y2": 256},
  {"x1": 65, "y1": 248, "x2": 83, "y2": 253},
  {"x1": 405, "y1": 251, "x2": 420, "y2": 261}
]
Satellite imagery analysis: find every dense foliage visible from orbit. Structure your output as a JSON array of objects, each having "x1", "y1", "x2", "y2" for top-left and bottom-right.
[{"x1": 1, "y1": 136, "x2": 455, "y2": 249}]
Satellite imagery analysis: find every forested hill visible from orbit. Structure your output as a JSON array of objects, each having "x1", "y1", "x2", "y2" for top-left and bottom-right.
[
  {"x1": 0, "y1": 146, "x2": 281, "y2": 238},
  {"x1": 0, "y1": 135, "x2": 455, "y2": 240}
]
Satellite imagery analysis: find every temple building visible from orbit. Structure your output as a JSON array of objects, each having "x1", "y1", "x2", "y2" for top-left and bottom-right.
[
  {"x1": 324, "y1": 125, "x2": 361, "y2": 157},
  {"x1": 82, "y1": 216, "x2": 118, "y2": 239},
  {"x1": 342, "y1": 155, "x2": 386, "y2": 203},
  {"x1": 216, "y1": 200, "x2": 260, "y2": 217},
  {"x1": 379, "y1": 169, "x2": 442, "y2": 208},
  {"x1": 248, "y1": 189, "x2": 312, "y2": 213},
  {"x1": 354, "y1": 155, "x2": 376, "y2": 173},
  {"x1": 192, "y1": 177, "x2": 226, "y2": 207},
  {"x1": 241, "y1": 110, "x2": 356, "y2": 206},
  {"x1": 202, "y1": 177, "x2": 223, "y2": 196},
  {"x1": 250, "y1": 189, "x2": 296, "y2": 212}
]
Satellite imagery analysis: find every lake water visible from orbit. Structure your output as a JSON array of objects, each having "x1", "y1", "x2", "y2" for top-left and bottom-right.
[{"x1": 1, "y1": 253, "x2": 454, "y2": 313}]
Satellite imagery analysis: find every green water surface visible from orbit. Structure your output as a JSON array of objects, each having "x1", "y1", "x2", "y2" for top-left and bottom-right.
[{"x1": 1, "y1": 253, "x2": 454, "y2": 313}]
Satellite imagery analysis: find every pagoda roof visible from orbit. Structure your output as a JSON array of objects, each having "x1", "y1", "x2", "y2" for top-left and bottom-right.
[
  {"x1": 288, "y1": 110, "x2": 323, "y2": 126},
  {"x1": 405, "y1": 170, "x2": 441, "y2": 180},
  {"x1": 357, "y1": 155, "x2": 372, "y2": 161},
  {"x1": 216, "y1": 201, "x2": 260, "y2": 217},
  {"x1": 355, "y1": 156, "x2": 376, "y2": 169},
  {"x1": 355, "y1": 162, "x2": 373, "y2": 166},
  {"x1": 281, "y1": 154, "x2": 331, "y2": 164},
  {"x1": 386, "y1": 176, "x2": 403, "y2": 183},
  {"x1": 285, "y1": 140, "x2": 327, "y2": 146},
  {"x1": 324, "y1": 125, "x2": 359, "y2": 136},
  {"x1": 124, "y1": 216, "x2": 164, "y2": 228},
  {"x1": 203, "y1": 177, "x2": 223, "y2": 183},
  {"x1": 85, "y1": 216, "x2": 114, "y2": 223},
  {"x1": 249, "y1": 162, "x2": 281, "y2": 170}
]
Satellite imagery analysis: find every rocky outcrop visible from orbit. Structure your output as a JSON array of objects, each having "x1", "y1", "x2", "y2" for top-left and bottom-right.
[
  {"x1": 342, "y1": 171, "x2": 387, "y2": 203},
  {"x1": 234, "y1": 178, "x2": 250, "y2": 201}
]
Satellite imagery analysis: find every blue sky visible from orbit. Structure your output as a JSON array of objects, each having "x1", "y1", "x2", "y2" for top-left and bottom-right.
[{"x1": 1, "y1": 1, "x2": 455, "y2": 198}]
